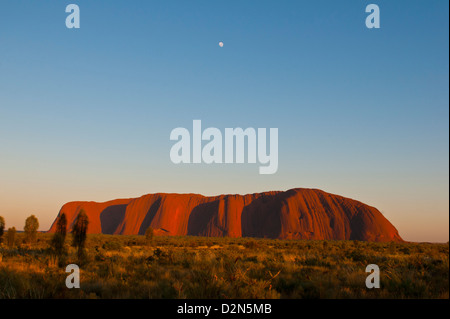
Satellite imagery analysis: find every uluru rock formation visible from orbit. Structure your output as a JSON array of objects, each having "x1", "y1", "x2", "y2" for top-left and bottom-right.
[{"x1": 49, "y1": 188, "x2": 403, "y2": 242}]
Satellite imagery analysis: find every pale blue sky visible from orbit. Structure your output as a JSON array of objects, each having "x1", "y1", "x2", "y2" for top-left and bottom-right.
[{"x1": 0, "y1": 0, "x2": 448, "y2": 242}]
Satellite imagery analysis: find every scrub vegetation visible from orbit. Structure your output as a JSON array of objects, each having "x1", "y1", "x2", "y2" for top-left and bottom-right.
[{"x1": 0, "y1": 232, "x2": 448, "y2": 299}]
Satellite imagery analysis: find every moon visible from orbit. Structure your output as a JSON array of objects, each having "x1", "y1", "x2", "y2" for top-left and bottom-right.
[{"x1": 218, "y1": 41, "x2": 224, "y2": 47}]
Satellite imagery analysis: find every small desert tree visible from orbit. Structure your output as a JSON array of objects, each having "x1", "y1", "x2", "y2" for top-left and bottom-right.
[
  {"x1": 145, "y1": 226, "x2": 154, "y2": 245},
  {"x1": 0, "y1": 216, "x2": 5, "y2": 244},
  {"x1": 7, "y1": 227, "x2": 16, "y2": 248},
  {"x1": 50, "y1": 213, "x2": 68, "y2": 258},
  {"x1": 72, "y1": 210, "x2": 89, "y2": 260},
  {"x1": 24, "y1": 215, "x2": 39, "y2": 244}
]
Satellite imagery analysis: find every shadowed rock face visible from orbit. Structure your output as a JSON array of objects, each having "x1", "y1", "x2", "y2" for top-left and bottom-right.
[{"x1": 49, "y1": 188, "x2": 403, "y2": 242}]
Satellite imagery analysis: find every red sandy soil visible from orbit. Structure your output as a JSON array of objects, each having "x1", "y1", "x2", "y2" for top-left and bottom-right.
[{"x1": 49, "y1": 188, "x2": 403, "y2": 242}]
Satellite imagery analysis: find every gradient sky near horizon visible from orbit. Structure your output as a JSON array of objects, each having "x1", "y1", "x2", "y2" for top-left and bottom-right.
[{"x1": 0, "y1": 0, "x2": 448, "y2": 242}]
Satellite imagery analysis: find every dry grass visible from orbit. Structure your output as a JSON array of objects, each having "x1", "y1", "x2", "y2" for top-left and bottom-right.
[{"x1": 0, "y1": 233, "x2": 448, "y2": 299}]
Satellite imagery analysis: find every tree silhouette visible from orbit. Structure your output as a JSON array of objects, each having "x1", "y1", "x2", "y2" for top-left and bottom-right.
[
  {"x1": 7, "y1": 227, "x2": 16, "y2": 248},
  {"x1": 0, "y1": 216, "x2": 5, "y2": 244},
  {"x1": 72, "y1": 210, "x2": 89, "y2": 260},
  {"x1": 145, "y1": 226, "x2": 154, "y2": 245},
  {"x1": 50, "y1": 213, "x2": 67, "y2": 258},
  {"x1": 24, "y1": 215, "x2": 39, "y2": 244}
]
